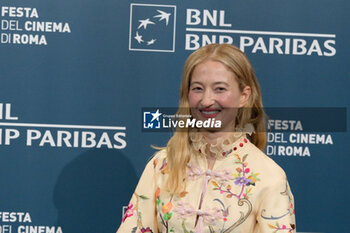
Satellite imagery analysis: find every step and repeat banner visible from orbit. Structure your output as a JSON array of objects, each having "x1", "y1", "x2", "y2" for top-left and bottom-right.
[{"x1": 1, "y1": 0, "x2": 349, "y2": 232}]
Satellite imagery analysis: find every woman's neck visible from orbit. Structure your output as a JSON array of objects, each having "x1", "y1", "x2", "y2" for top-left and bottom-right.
[
  {"x1": 202, "y1": 131, "x2": 234, "y2": 163},
  {"x1": 201, "y1": 131, "x2": 234, "y2": 145}
]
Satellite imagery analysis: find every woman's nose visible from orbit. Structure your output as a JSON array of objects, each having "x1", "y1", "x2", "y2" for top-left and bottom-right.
[{"x1": 200, "y1": 90, "x2": 215, "y2": 107}]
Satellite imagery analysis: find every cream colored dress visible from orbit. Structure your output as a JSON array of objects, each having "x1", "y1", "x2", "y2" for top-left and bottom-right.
[{"x1": 117, "y1": 133, "x2": 296, "y2": 233}]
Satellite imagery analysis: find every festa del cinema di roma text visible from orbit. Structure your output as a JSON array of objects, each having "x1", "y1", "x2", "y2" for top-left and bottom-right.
[
  {"x1": 1, "y1": 6, "x2": 70, "y2": 45},
  {"x1": 0, "y1": 211, "x2": 63, "y2": 233},
  {"x1": 266, "y1": 120, "x2": 333, "y2": 157}
]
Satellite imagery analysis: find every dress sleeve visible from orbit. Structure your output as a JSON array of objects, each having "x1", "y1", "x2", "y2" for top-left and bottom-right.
[
  {"x1": 116, "y1": 156, "x2": 158, "y2": 233},
  {"x1": 256, "y1": 174, "x2": 296, "y2": 233}
]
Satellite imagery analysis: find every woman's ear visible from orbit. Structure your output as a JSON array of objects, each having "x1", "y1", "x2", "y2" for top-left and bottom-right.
[{"x1": 239, "y1": 86, "x2": 251, "y2": 107}]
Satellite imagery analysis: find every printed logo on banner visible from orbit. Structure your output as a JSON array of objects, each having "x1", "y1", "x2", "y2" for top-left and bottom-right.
[
  {"x1": 143, "y1": 109, "x2": 162, "y2": 129},
  {"x1": 142, "y1": 107, "x2": 222, "y2": 132},
  {"x1": 184, "y1": 9, "x2": 337, "y2": 56},
  {"x1": 129, "y1": 3, "x2": 176, "y2": 52},
  {"x1": 0, "y1": 103, "x2": 127, "y2": 150}
]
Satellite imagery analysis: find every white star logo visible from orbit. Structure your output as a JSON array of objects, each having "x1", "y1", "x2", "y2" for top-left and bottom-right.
[
  {"x1": 134, "y1": 31, "x2": 143, "y2": 44},
  {"x1": 138, "y1": 18, "x2": 155, "y2": 29},
  {"x1": 147, "y1": 39, "x2": 156, "y2": 45},
  {"x1": 150, "y1": 109, "x2": 161, "y2": 122},
  {"x1": 153, "y1": 10, "x2": 171, "y2": 26}
]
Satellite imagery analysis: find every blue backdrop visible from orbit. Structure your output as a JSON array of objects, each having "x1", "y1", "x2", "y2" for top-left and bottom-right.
[{"x1": 1, "y1": 0, "x2": 349, "y2": 232}]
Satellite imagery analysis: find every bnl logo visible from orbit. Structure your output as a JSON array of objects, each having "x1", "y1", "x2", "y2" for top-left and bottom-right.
[
  {"x1": 143, "y1": 109, "x2": 162, "y2": 129},
  {"x1": 129, "y1": 3, "x2": 176, "y2": 52}
]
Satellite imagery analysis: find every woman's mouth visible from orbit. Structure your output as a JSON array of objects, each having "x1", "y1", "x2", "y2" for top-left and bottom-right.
[{"x1": 199, "y1": 109, "x2": 221, "y2": 118}]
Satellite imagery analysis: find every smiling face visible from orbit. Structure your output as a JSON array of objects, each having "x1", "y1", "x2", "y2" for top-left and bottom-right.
[{"x1": 188, "y1": 59, "x2": 251, "y2": 132}]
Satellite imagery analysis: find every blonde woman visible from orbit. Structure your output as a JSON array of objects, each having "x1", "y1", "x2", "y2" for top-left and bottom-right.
[{"x1": 117, "y1": 44, "x2": 296, "y2": 233}]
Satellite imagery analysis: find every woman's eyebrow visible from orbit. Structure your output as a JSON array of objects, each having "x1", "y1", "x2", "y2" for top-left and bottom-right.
[
  {"x1": 190, "y1": 81, "x2": 229, "y2": 86},
  {"x1": 213, "y1": 81, "x2": 229, "y2": 86},
  {"x1": 190, "y1": 81, "x2": 203, "y2": 86}
]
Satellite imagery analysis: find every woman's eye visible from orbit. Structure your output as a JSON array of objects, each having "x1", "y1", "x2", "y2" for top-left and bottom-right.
[
  {"x1": 191, "y1": 87, "x2": 202, "y2": 91},
  {"x1": 215, "y1": 87, "x2": 226, "y2": 92}
]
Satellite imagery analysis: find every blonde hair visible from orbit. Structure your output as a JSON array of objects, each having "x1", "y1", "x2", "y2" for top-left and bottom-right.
[{"x1": 164, "y1": 43, "x2": 266, "y2": 194}]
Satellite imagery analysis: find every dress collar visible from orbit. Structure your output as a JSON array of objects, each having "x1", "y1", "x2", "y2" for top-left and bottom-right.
[{"x1": 189, "y1": 124, "x2": 254, "y2": 160}]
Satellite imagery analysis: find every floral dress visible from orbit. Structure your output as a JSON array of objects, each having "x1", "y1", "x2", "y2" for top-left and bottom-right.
[{"x1": 116, "y1": 133, "x2": 296, "y2": 233}]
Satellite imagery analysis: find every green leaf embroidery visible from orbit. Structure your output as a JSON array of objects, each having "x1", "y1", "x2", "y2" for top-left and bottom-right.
[
  {"x1": 242, "y1": 154, "x2": 248, "y2": 162},
  {"x1": 139, "y1": 195, "x2": 150, "y2": 200}
]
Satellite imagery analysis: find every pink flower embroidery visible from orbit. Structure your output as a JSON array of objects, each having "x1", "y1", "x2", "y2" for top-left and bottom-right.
[
  {"x1": 140, "y1": 227, "x2": 153, "y2": 232},
  {"x1": 122, "y1": 203, "x2": 134, "y2": 222}
]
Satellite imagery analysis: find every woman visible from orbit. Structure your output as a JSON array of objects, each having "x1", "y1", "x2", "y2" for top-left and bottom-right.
[{"x1": 117, "y1": 44, "x2": 296, "y2": 233}]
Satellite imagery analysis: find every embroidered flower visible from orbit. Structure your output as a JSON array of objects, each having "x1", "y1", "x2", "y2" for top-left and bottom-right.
[
  {"x1": 140, "y1": 227, "x2": 153, "y2": 233},
  {"x1": 122, "y1": 202, "x2": 134, "y2": 222},
  {"x1": 161, "y1": 202, "x2": 173, "y2": 214},
  {"x1": 267, "y1": 223, "x2": 294, "y2": 232},
  {"x1": 156, "y1": 188, "x2": 174, "y2": 227},
  {"x1": 234, "y1": 177, "x2": 250, "y2": 186},
  {"x1": 155, "y1": 187, "x2": 160, "y2": 199}
]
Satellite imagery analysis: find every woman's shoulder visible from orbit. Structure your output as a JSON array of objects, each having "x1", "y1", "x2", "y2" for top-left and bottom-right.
[
  {"x1": 154, "y1": 148, "x2": 168, "y2": 159},
  {"x1": 144, "y1": 148, "x2": 169, "y2": 174}
]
